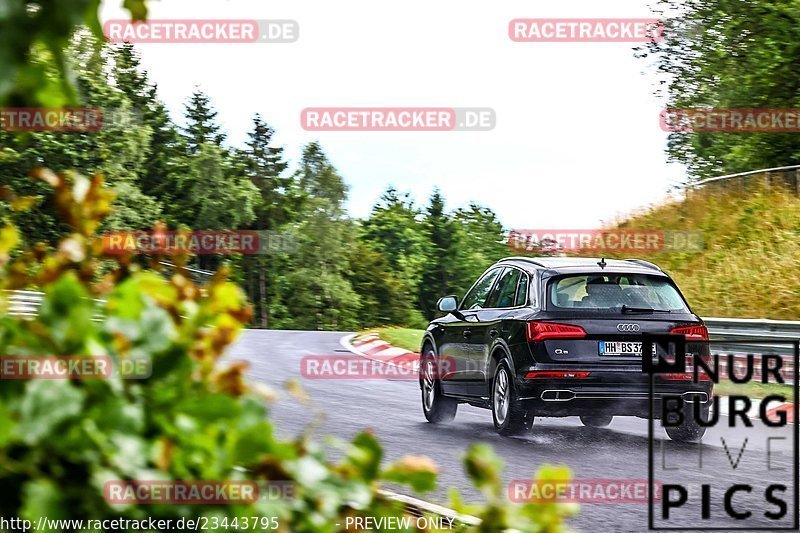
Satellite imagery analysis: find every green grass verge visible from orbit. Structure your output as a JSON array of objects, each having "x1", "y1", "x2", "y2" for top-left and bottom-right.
[
  {"x1": 713, "y1": 380, "x2": 794, "y2": 402},
  {"x1": 367, "y1": 327, "x2": 425, "y2": 353}
]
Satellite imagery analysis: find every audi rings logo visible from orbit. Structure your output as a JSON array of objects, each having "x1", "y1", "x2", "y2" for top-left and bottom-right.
[{"x1": 616, "y1": 323, "x2": 641, "y2": 332}]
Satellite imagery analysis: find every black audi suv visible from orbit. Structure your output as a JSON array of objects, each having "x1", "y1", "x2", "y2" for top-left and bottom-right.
[{"x1": 419, "y1": 257, "x2": 712, "y2": 442}]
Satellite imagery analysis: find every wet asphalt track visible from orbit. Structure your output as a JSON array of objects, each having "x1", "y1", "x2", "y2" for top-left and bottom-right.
[{"x1": 229, "y1": 330, "x2": 798, "y2": 533}]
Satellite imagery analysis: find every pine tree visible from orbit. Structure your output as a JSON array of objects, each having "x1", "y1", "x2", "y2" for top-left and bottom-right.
[
  {"x1": 362, "y1": 187, "x2": 427, "y2": 283},
  {"x1": 273, "y1": 143, "x2": 360, "y2": 330},
  {"x1": 418, "y1": 189, "x2": 470, "y2": 319},
  {"x1": 453, "y1": 203, "x2": 508, "y2": 283},
  {"x1": 112, "y1": 43, "x2": 150, "y2": 110},
  {"x1": 357, "y1": 187, "x2": 430, "y2": 326},
  {"x1": 242, "y1": 114, "x2": 290, "y2": 229},
  {"x1": 112, "y1": 44, "x2": 188, "y2": 224},
  {"x1": 295, "y1": 141, "x2": 348, "y2": 207},
  {"x1": 189, "y1": 143, "x2": 258, "y2": 229},
  {"x1": 183, "y1": 89, "x2": 225, "y2": 154},
  {"x1": 238, "y1": 115, "x2": 291, "y2": 328}
]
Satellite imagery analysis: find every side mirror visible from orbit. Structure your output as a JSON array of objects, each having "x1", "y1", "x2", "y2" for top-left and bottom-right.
[{"x1": 437, "y1": 296, "x2": 458, "y2": 312}]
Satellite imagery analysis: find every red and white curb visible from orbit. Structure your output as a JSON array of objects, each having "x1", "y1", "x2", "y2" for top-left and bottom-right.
[
  {"x1": 341, "y1": 332, "x2": 420, "y2": 373},
  {"x1": 766, "y1": 402, "x2": 795, "y2": 423},
  {"x1": 713, "y1": 397, "x2": 794, "y2": 423}
]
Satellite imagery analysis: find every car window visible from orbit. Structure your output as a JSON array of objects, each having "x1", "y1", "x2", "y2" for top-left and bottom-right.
[
  {"x1": 461, "y1": 268, "x2": 502, "y2": 310},
  {"x1": 548, "y1": 274, "x2": 689, "y2": 312},
  {"x1": 485, "y1": 268, "x2": 521, "y2": 308},
  {"x1": 514, "y1": 272, "x2": 529, "y2": 306}
]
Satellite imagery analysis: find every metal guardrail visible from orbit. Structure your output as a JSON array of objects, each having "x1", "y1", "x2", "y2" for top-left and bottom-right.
[
  {"x1": 158, "y1": 261, "x2": 214, "y2": 277},
  {"x1": 689, "y1": 164, "x2": 800, "y2": 195},
  {"x1": 4, "y1": 290, "x2": 105, "y2": 320},
  {"x1": 6, "y1": 290, "x2": 46, "y2": 318},
  {"x1": 158, "y1": 261, "x2": 215, "y2": 286},
  {"x1": 5, "y1": 294, "x2": 799, "y2": 339},
  {"x1": 704, "y1": 317, "x2": 800, "y2": 340},
  {"x1": 3, "y1": 293, "x2": 798, "y2": 383},
  {"x1": 2, "y1": 265, "x2": 212, "y2": 319},
  {"x1": 690, "y1": 317, "x2": 797, "y2": 385}
]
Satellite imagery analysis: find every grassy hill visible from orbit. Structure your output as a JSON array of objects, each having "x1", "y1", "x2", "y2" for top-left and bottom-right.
[{"x1": 608, "y1": 183, "x2": 800, "y2": 320}]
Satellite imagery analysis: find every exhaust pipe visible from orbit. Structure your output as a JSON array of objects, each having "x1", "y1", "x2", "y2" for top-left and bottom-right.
[
  {"x1": 541, "y1": 389, "x2": 576, "y2": 401},
  {"x1": 681, "y1": 391, "x2": 709, "y2": 403}
]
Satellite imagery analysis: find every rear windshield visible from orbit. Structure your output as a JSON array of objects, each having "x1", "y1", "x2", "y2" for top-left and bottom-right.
[{"x1": 548, "y1": 274, "x2": 690, "y2": 312}]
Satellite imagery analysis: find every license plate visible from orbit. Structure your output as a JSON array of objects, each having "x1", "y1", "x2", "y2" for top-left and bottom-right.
[{"x1": 599, "y1": 341, "x2": 642, "y2": 356}]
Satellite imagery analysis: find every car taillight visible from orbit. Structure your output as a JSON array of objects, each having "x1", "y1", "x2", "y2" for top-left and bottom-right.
[
  {"x1": 525, "y1": 370, "x2": 590, "y2": 379},
  {"x1": 526, "y1": 321, "x2": 587, "y2": 342},
  {"x1": 659, "y1": 372, "x2": 711, "y2": 381},
  {"x1": 670, "y1": 324, "x2": 709, "y2": 340},
  {"x1": 669, "y1": 324, "x2": 711, "y2": 376}
]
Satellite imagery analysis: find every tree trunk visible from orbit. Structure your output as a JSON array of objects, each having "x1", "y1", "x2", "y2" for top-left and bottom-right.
[{"x1": 259, "y1": 263, "x2": 268, "y2": 329}]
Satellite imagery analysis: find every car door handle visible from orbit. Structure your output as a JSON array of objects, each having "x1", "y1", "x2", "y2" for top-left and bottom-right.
[
  {"x1": 489, "y1": 329, "x2": 498, "y2": 338},
  {"x1": 462, "y1": 330, "x2": 472, "y2": 338}
]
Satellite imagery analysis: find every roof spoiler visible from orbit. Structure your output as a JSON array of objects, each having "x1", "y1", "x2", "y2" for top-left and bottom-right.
[{"x1": 623, "y1": 258, "x2": 663, "y2": 272}]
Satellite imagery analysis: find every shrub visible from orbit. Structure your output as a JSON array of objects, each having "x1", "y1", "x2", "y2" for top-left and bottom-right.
[{"x1": 0, "y1": 170, "x2": 576, "y2": 532}]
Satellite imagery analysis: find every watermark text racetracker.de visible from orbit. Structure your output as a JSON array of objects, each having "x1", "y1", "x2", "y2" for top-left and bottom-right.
[
  {"x1": 0, "y1": 108, "x2": 142, "y2": 131},
  {"x1": 661, "y1": 108, "x2": 800, "y2": 133},
  {"x1": 509, "y1": 18, "x2": 663, "y2": 42},
  {"x1": 104, "y1": 480, "x2": 259, "y2": 505},
  {"x1": 102, "y1": 230, "x2": 296, "y2": 255},
  {"x1": 301, "y1": 354, "x2": 430, "y2": 379},
  {"x1": 301, "y1": 107, "x2": 495, "y2": 131},
  {"x1": 1, "y1": 355, "x2": 151, "y2": 379},
  {"x1": 103, "y1": 19, "x2": 298, "y2": 43},
  {"x1": 508, "y1": 229, "x2": 705, "y2": 254},
  {"x1": 509, "y1": 479, "x2": 662, "y2": 504},
  {"x1": 1, "y1": 516, "x2": 278, "y2": 531}
]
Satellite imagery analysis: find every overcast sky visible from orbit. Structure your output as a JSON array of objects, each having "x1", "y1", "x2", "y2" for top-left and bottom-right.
[{"x1": 99, "y1": 0, "x2": 685, "y2": 229}]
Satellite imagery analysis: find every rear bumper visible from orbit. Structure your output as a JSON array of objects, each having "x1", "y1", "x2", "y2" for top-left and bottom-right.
[{"x1": 516, "y1": 370, "x2": 713, "y2": 418}]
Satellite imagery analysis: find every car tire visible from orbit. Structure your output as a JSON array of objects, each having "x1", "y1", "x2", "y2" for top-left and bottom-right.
[
  {"x1": 420, "y1": 348, "x2": 457, "y2": 424},
  {"x1": 580, "y1": 415, "x2": 613, "y2": 427},
  {"x1": 491, "y1": 361, "x2": 533, "y2": 436},
  {"x1": 664, "y1": 404, "x2": 707, "y2": 442}
]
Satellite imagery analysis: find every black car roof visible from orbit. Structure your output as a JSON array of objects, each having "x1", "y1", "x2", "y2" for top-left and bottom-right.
[{"x1": 496, "y1": 256, "x2": 666, "y2": 277}]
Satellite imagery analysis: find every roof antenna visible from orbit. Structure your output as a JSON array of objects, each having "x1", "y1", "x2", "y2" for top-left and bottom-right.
[{"x1": 597, "y1": 258, "x2": 607, "y2": 269}]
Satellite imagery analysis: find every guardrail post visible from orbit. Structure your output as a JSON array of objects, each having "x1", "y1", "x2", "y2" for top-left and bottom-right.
[{"x1": 795, "y1": 168, "x2": 800, "y2": 196}]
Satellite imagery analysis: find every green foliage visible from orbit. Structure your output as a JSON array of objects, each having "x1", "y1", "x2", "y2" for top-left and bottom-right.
[
  {"x1": 418, "y1": 192, "x2": 499, "y2": 320},
  {"x1": 0, "y1": 172, "x2": 575, "y2": 532},
  {"x1": 1, "y1": 33, "x2": 162, "y2": 242},
  {"x1": 640, "y1": 0, "x2": 800, "y2": 179},
  {"x1": 714, "y1": 380, "x2": 795, "y2": 402},
  {"x1": 270, "y1": 143, "x2": 362, "y2": 331},
  {"x1": 0, "y1": 18, "x2": 510, "y2": 333},
  {"x1": 111, "y1": 43, "x2": 189, "y2": 226},
  {"x1": 453, "y1": 204, "x2": 508, "y2": 276},
  {"x1": 183, "y1": 89, "x2": 226, "y2": 154},
  {"x1": 605, "y1": 183, "x2": 800, "y2": 319},
  {"x1": 453, "y1": 445, "x2": 578, "y2": 532},
  {"x1": 242, "y1": 114, "x2": 291, "y2": 231},
  {"x1": 188, "y1": 143, "x2": 259, "y2": 230},
  {"x1": 346, "y1": 241, "x2": 418, "y2": 328},
  {"x1": 362, "y1": 187, "x2": 429, "y2": 297},
  {"x1": 340, "y1": 185, "x2": 510, "y2": 329},
  {"x1": 0, "y1": 0, "x2": 146, "y2": 107},
  {"x1": 1, "y1": 4, "x2": 578, "y2": 529},
  {"x1": 235, "y1": 115, "x2": 292, "y2": 328}
]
